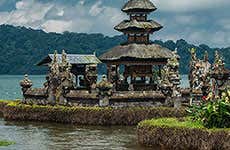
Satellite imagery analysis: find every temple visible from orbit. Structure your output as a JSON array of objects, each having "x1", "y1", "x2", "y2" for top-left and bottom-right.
[
  {"x1": 19, "y1": 0, "x2": 229, "y2": 108},
  {"x1": 100, "y1": 0, "x2": 176, "y2": 91}
]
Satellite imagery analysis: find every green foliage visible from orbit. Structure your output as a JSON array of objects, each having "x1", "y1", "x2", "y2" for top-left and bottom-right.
[
  {"x1": 138, "y1": 117, "x2": 230, "y2": 131},
  {"x1": 137, "y1": 118, "x2": 230, "y2": 150},
  {"x1": 0, "y1": 140, "x2": 15, "y2": 146},
  {"x1": 138, "y1": 117, "x2": 204, "y2": 129},
  {"x1": 188, "y1": 90, "x2": 230, "y2": 128},
  {"x1": 0, "y1": 25, "x2": 229, "y2": 74}
]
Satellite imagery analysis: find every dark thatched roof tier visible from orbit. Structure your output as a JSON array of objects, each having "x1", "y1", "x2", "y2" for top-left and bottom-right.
[
  {"x1": 37, "y1": 54, "x2": 101, "y2": 66},
  {"x1": 99, "y1": 44, "x2": 175, "y2": 61},
  {"x1": 115, "y1": 20, "x2": 162, "y2": 32},
  {"x1": 122, "y1": 0, "x2": 157, "y2": 13}
]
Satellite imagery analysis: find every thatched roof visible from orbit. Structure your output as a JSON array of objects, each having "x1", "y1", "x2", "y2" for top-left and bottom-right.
[
  {"x1": 37, "y1": 54, "x2": 101, "y2": 66},
  {"x1": 122, "y1": 0, "x2": 157, "y2": 12},
  {"x1": 115, "y1": 20, "x2": 162, "y2": 32},
  {"x1": 99, "y1": 43, "x2": 175, "y2": 61}
]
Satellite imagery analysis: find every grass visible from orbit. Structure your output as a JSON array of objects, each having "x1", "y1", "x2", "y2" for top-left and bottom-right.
[
  {"x1": 138, "y1": 117, "x2": 230, "y2": 131},
  {"x1": 0, "y1": 140, "x2": 15, "y2": 146},
  {"x1": 0, "y1": 99, "x2": 12, "y2": 103},
  {"x1": 5, "y1": 100, "x2": 185, "y2": 111}
]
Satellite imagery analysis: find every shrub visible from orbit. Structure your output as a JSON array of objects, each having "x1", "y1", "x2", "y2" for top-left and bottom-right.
[
  {"x1": 188, "y1": 89, "x2": 230, "y2": 128},
  {"x1": 137, "y1": 117, "x2": 230, "y2": 150}
]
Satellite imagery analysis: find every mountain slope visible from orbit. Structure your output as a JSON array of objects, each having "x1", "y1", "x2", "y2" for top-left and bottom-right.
[{"x1": 0, "y1": 25, "x2": 229, "y2": 74}]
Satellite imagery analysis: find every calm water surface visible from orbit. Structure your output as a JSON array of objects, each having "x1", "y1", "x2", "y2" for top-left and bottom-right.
[
  {"x1": 0, "y1": 118, "x2": 153, "y2": 150},
  {"x1": 0, "y1": 75, "x2": 188, "y2": 150}
]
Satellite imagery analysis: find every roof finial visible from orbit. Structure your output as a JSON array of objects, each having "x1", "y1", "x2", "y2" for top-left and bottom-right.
[{"x1": 53, "y1": 50, "x2": 58, "y2": 64}]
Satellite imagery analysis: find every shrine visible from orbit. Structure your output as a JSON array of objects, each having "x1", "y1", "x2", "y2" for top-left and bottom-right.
[
  {"x1": 37, "y1": 51, "x2": 101, "y2": 91},
  {"x1": 99, "y1": 0, "x2": 177, "y2": 91}
]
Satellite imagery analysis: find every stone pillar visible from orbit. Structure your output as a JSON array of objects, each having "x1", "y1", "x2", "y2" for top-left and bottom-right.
[
  {"x1": 107, "y1": 64, "x2": 111, "y2": 82},
  {"x1": 20, "y1": 74, "x2": 33, "y2": 103}
]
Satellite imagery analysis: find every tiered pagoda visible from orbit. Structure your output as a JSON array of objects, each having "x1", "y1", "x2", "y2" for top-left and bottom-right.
[{"x1": 100, "y1": 0, "x2": 176, "y2": 91}]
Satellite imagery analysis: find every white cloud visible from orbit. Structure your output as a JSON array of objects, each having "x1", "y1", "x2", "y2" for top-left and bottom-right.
[
  {"x1": 89, "y1": 1, "x2": 104, "y2": 16},
  {"x1": 174, "y1": 15, "x2": 200, "y2": 25},
  {"x1": 187, "y1": 30, "x2": 230, "y2": 47},
  {"x1": 41, "y1": 20, "x2": 73, "y2": 33},
  {"x1": 5, "y1": 0, "x2": 53, "y2": 28},
  {"x1": 152, "y1": 0, "x2": 230, "y2": 12}
]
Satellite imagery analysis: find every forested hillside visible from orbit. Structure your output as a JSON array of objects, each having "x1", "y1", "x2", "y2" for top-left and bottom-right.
[{"x1": 0, "y1": 25, "x2": 229, "y2": 74}]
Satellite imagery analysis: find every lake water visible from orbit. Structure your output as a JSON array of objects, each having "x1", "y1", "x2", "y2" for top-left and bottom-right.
[
  {"x1": 0, "y1": 75, "x2": 189, "y2": 150},
  {"x1": 0, "y1": 118, "x2": 152, "y2": 150},
  {"x1": 0, "y1": 75, "x2": 189, "y2": 100}
]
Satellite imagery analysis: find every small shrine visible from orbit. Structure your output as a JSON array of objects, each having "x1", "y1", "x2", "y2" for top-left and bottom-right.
[
  {"x1": 189, "y1": 48, "x2": 230, "y2": 104},
  {"x1": 37, "y1": 51, "x2": 101, "y2": 91},
  {"x1": 210, "y1": 51, "x2": 230, "y2": 95}
]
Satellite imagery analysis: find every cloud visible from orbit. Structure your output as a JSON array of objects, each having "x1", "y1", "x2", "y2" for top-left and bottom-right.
[
  {"x1": 152, "y1": 0, "x2": 230, "y2": 12},
  {"x1": 0, "y1": 0, "x2": 229, "y2": 47},
  {"x1": 219, "y1": 19, "x2": 230, "y2": 30},
  {"x1": 41, "y1": 20, "x2": 72, "y2": 33},
  {"x1": 89, "y1": 1, "x2": 104, "y2": 16},
  {"x1": 3, "y1": 0, "x2": 53, "y2": 28}
]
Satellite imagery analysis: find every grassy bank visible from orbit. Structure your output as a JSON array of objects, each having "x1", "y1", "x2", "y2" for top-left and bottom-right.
[
  {"x1": 1, "y1": 100, "x2": 187, "y2": 125},
  {"x1": 137, "y1": 118, "x2": 230, "y2": 150}
]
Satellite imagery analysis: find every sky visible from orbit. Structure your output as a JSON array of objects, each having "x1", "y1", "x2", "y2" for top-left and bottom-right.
[{"x1": 0, "y1": 0, "x2": 229, "y2": 47}]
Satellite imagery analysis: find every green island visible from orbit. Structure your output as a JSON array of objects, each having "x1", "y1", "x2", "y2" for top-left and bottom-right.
[{"x1": 0, "y1": 100, "x2": 186, "y2": 125}]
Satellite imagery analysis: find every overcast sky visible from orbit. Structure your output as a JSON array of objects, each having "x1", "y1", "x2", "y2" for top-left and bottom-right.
[{"x1": 0, "y1": 0, "x2": 229, "y2": 47}]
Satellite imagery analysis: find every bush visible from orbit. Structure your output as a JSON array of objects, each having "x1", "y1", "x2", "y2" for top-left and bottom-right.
[
  {"x1": 188, "y1": 89, "x2": 230, "y2": 128},
  {"x1": 137, "y1": 117, "x2": 230, "y2": 150}
]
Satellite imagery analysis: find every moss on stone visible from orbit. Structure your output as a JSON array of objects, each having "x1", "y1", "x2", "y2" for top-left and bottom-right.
[
  {"x1": 138, "y1": 117, "x2": 230, "y2": 131},
  {"x1": 3, "y1": 101, "x2": 187, "y2": 125}
]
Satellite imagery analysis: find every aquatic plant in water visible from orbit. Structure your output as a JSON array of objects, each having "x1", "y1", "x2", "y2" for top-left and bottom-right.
[{"x1": 0, "y1": 140, "x2": 15, "y2": 146}]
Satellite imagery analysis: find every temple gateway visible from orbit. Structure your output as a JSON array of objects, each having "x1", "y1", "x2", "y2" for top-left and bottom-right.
[{"x1": 20, "y1": 0, "x2": 229, "y2": 107}]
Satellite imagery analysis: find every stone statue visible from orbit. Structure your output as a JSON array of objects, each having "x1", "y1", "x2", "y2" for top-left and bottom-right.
[
  {"x1": 47, "y1": 50, "x2": 61, "y2": 105},
  {"x1": 47, "y1": 50, "x2": 74, "y2": 105},
  {"x1": 20, "y1": 74, "x2": 33, "y2": 94},
  {"x1": 159, "y1": 50, "x2": 181, "y2": 107},
  {"x1": 96, "y1": 75, "x2": 113, "y2": 107},
  {"x1": 189, "y1": 49, "x2": 212, "y2": 104},
  {"x1": 211, "y1": 51, "x2": 230, "y2": 97},
  {"x1": 85, "y1": 64, "x2": 98, "y2": 92}
]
